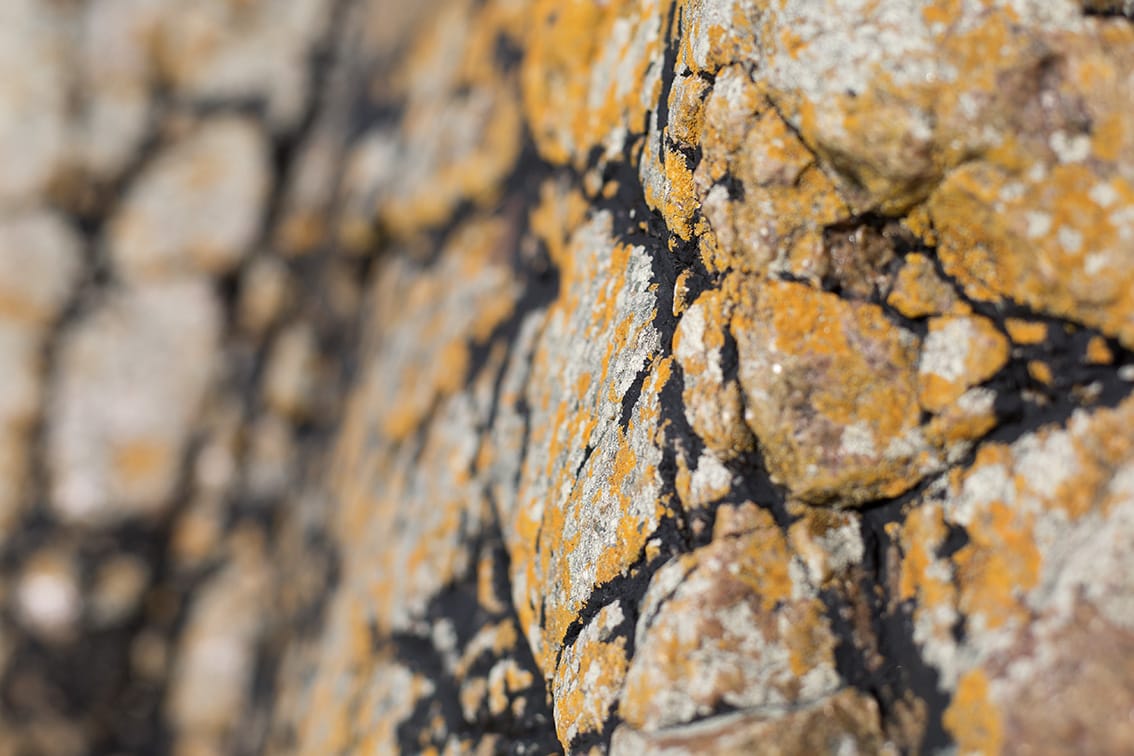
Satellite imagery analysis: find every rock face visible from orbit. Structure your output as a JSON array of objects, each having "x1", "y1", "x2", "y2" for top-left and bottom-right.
[{"x1": 1, "y1": 0, "x2": 1133, "y2": 754}]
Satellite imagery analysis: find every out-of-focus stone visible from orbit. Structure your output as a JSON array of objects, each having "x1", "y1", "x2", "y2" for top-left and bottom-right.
[
  {"x1": 90, "y1": 555, "x2": 150, "y2": 627},
  {"x1": 155, "y1": 0, "x2": 334, "y2": 131},
  {"x1": 244, "y1": 413, "x2": 296, "y2": 501},
  {"x1": 48, "y1": 280, "x2": 220, "y2": 525},
  {"x1": 0, "y1": 324, "x2": 47, "y2": 532},
  {"x1": 74, "y1": 0, "x2": 164, "y2": 179},
  {"x1": 167, "y1": 529, "x2": 270, "y2": 744},
  {"x1": 238, "y1": 257, "x2": 292, "y2": 335},
  {"x1": 14, "y1": 550, "x2": 81, "y2": 643},
  {"x1": 0, "y1": 210, "x2": 82, "y2": 325},
  {"x1": 263, "y1": 322, "x2": 319, "y2": 420},
  {"x1": 172, "y1": 497, "x2": 226, "y2": 572},
  {"x1": 0, "y1": 211, "x2": 81, "y2": 532},
  {"x1": 0, "y1": 0, "x2": 68, "y2": 207},
  {"x1": 108, "y1": 118, "x2": 270, "y2": 281}
]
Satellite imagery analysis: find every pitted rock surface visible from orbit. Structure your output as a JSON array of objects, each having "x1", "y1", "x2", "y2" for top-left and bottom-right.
[{"x1": 1, "y1": 1, "x2": 1133, "y2": 754}]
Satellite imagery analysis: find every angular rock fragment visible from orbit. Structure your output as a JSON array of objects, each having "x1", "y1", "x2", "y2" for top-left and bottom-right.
[
  {"x1": 621, "y1": 504, "x2": 840, "y2": 730},
  {"x1": 733, "y1": 279, "x2": 929, "y2": 505}
]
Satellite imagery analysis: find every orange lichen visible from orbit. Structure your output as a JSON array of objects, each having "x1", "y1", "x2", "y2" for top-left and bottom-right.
[
  {"x1": 955, "y1": 500, "x2": 1040, "y2": 631},
  {"x1": 886, "y1": 253, "x2": 960, "y2": 319},
  {"x1": 1004, "y1": 319, "x2": 1048, "y2": 346},
  {"x1": 1026, "y1": 360, "x2": 1053, "y2": 386},
  {"x1": 944, "y1": 669, "x2": 1003, "y2": 756},
  {"x1": 896, "y1": 503, "x2": 958, "y2": 644},
  {"x1": 1085, "y1": 336, "x2": 1114, "y2": 365},
  {"x1": 553, "y1": 614, "x2": 629, "y2": 744},
  {"x1": 521, "y1": 0, "x2": 663, "y2": 166}
]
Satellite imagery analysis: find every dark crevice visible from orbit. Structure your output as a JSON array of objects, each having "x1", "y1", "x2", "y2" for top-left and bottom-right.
[{"x1": 822, "y1": 505, "x2": 953, "y2": 753}]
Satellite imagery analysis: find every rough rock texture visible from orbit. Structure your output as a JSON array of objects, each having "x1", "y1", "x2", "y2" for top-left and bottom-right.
[{"x1": 2, "y1": 1, "x2": 1134, "y2": 754}]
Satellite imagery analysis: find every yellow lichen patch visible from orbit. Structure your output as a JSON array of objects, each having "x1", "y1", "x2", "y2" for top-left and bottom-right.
[
  {"x1": 676, "y1": 0, "x2": 760, "y2": 75},
  {"x1": 733, "y1": 278, "x2": 929, "y2": 505},
  {"x1": 553, "y1": 602, "x2": 630, "y2": 745},
  {"x1": 1014, "y1": 394, "x2": 1134, "y2": 521},
  {"x1": 798, "y1": 85, "x2": 946, "y2": 215},
  {"x1": 1085, "y1": 335, "x2": 1113, "y2": 365},
  {"x1": 666, "y1": 71, "x2": 711, "y2": 149},
  {"x1": 1026, "y1": 360, "x2": 1053, "y2": 386},
  {"x1": 943, "y1": 669, "x2": 1003, "y2": 756},
  {"x1": 673, "y1": 285, "x2": 754, "y2": 459},
  {"x1": 477, "y1": 659, "x2": 537, "y2": 720},
  {"x1": 382, "y1": 87, "x2": 522, "y2": 237},
  {"x1": 923, "y1": 389, "x2": 999, "y2": 450},
  {"x1": 918, "y1": 315, "x2": 1008, "y2": 413},
  {"x1": 508, "y1": 213, "x2": 664, "y2": 679},
  {"x1": 535, "y1": 359, "x2": 670, "y2": 674},
  {"x1": 368, "y1": 0, "x2": 527, "y2": 239},
  {"x1": 954, "y1": 500, "x2": 1039, "y2": 632},
  {"x1": 1004, "y1": 318, "x2": 1048, "y2": 346},
  {"x1": 731, "y1": 507, "x2": 794, "y2": 612},
  {"x1": 932, "y1": 161, "x2": 1134, "y2": 349},
  {"x1": 896, "y1": 502, "x2": 955, "y2": 611},
  {"x1": 644, "y1": 144, "x2": 700, "y2": 240},
  {"x1": 354, "y1": 216, "x2": 518, "y2": 444},
  {"x1": 521, "y1": 0, "x2": 663, "y2": 166},
  {"x1": 886, "y1": 253, "x2": 960, "y2": 319}
]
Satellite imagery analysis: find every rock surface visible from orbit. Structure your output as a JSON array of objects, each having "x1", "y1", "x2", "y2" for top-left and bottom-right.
[{"x1": 0, "y1": 0, "x2": 1132, "y2": 754}]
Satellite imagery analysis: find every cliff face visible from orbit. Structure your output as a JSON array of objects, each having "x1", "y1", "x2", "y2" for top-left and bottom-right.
[
  {"x1": 1, "y1": 1, "x2": 1133, "y2": 754},
  {"x1": 272, "y1": 1, "x2": 1134, "y2": 752}
]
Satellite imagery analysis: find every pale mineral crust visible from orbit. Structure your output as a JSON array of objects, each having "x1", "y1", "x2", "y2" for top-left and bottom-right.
[{"x1": 1, "y1": 1, "x2": 1133, "y2": 755}]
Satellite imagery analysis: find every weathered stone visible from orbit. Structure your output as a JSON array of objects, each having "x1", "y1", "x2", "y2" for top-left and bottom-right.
[
  {"x1": 886, "y1": 252, "x2": 961, "y2": 319},
  {"x1": 621, "y1": 504, "x2": 839, "y2": 731},
  {"x1": 733, "y1": 279, "x2": 929, "y2": 505},
  {"x1": 611, "y1": 688, "x2": 889, "y2": 756},
  {"x1": 0, "y1": 210, "x2": 83, "y2": 325}
]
